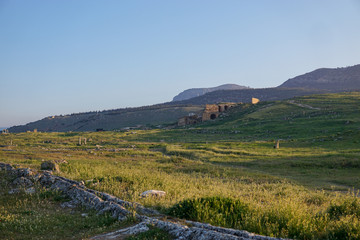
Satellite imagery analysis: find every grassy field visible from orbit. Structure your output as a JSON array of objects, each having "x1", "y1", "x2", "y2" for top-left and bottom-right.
[
  {"x1": 1, "y1": 92, "x2": 360, "y2": 239},
  {"x1": 0, "y1": 171, "x2": 135, "y2": 240}
]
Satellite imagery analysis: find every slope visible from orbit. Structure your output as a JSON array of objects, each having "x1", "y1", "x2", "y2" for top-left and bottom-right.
[
  {"x1": 172, "y1": 84, "x2": 250, "y2": 102},
  {"x1": 8, "y1": 105, "x2": 204, "y2": 132},
  {"x1": 279, "y1": 64, "x2": 360, "y2": 90},
  {"x1": 169, "y1": 87, "x2": 330, "y2": 105},
  {"x1": 135, "y1": 91, "x2": 360, "y2": 142}
]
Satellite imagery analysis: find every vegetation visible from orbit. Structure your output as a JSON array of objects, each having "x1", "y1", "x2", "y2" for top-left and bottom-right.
[
  {"x1": 167, "y1": 197, "x2": 250, "y2": 228},
  {"x1": 171, "y1": 87, "x2": 329, "y2": 105},
  {"x1": 8, "y1": 104, "x2": 204, "y2": 132},
  {"x1": 1, "y1": 92, "x2": 360, "y2": 239},
  {"x1": 0, "y1": 172, "x2": 133, "y2": 240}
]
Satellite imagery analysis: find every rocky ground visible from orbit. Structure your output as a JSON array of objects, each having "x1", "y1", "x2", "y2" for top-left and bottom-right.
[{"x1": 0, "y1": 162, "x2": 287, "y2": 240}]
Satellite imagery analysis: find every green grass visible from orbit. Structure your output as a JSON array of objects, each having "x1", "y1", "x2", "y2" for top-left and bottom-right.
[
  {"x1": 0, "y1": 172, "x2": 133, "y2": 240},
  {"x1": 1, "y1": 92, "x2": 360, "y2": 239},
  {"x1": 167, "y1": 197, "x2": 250, "y2": 228}
]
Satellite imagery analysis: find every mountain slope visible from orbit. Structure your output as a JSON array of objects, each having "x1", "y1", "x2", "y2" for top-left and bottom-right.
[
  {"x1": 9, "y1": 64, "x2": 360, "y2": 133},
  {"x1": 8, "y1": 105, "x2": 204, "y2": 132},
  {"x1": 172, "y1": 84, "x2": 250, "y2": 102},
  {"x1": 7, "y1": 88, "x2": 331, "y2": 133},
  {"x1": 169, "y1": 88, "x2": 330, "y2": 105},
  {"x1": 279, "y1": 64, "x2": 360, "y2": 90},
  {"x1": 176, "y1": 91, "x2": 360, "y2": 141}
]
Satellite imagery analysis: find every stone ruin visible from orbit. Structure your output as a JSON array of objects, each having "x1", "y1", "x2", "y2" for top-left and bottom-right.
[
  {"x1": 178, "y1": 114, "x2": 202, "y2": 127},
  {"x1": 252, "y1": 98, "x2": 260, "y2": 104},
  {"x1": 1, "y1": 129, "x2": 9, "y2": 134},
  {"x1": 0, "y1": 162, "x2": 288, "y2": 240},
  {"x1": 178, "y1": 103, "x2": 238, "y2": 126}
]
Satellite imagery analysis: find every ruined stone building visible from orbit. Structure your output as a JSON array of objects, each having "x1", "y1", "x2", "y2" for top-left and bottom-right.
[
  {"x1": 201, "y1": 103, "x2": 236, "y2": 121},
  {"x1": 1, "y1": 129, "x2": 9, "y2": 134},
  {"x1": 178, "y1": 103, "x2": 237, "y2": 126}
]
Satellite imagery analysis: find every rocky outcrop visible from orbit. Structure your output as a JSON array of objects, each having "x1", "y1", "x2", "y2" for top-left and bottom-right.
[
  {"x1": 0, "y1": 162, "x2": 288, "y2": 240},
  {"x1": 91, "y1": 222, "x2": 150, "y2": 239}
]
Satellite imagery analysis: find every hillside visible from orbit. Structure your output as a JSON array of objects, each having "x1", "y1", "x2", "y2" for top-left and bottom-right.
[
  {"x1": 6, "y1": 88, "x2": 332, "y2": 133},
  {"x1": 169, "y1": 87, "x2": 330, "y2": 105},
  {"x1": 136, "y1": 91, "x2": 360, "y2": 143},
  {"x1": 2, "y1": 92, "x2": 360, "y2": 239},
  {"x1": 8, "y1": 64, "x2": 360, "y2": 133},
  {"x1": 8, "y1": 88, "x2": 328, "y2": 133},
  {"x1": 202, "y1": 91, "x2": 360, "y2": 140},
  {"x1": 279, "y1": 64, "x2": 360, "y2": 90},
  {"x1": 8, "y1": 105, "x2": 204, "y2": 132},
  {"x1": 172, "y1": 84, "x2": 250, "y2": 102}
]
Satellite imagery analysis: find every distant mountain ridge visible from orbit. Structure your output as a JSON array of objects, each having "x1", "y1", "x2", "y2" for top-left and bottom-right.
[
  {"x1": 279, "y1": 64, "x2": 360, "y2": 90},
  {"x1": 168, "y1": 88, "x2": 330, "y2": 105},
  {"x1": 172, "y1": 84, "x2": 250, "y2": 102},
  {"x1": 8, "y1": 105, "x2": 205, "y2": 132},
  {"x1": 8, "y1": 64, "x2": 360, "y2": 132}
]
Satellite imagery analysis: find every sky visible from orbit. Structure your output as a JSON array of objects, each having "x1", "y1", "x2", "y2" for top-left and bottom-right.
[{"x1": 1, "y1": 0, "x2": 360, "y2": 127}]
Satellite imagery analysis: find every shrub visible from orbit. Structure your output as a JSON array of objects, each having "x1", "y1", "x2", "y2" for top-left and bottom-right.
[
  {"x1": 328, "y1": 198, "x2": 360, "y2": 220},
  {"x1": 167, "y1": 197, "x2": 249, "y2": 228}
]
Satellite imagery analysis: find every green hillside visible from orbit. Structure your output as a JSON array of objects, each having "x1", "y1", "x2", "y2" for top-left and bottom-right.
[
  {"x1": 168, "y1": 87, "x2": 330, "y2": 105},
  {"x1": 138, "y1": 91, "x2": 360, "y2": 142},
  {"x1": 126, "y1": 91, "x2": 360, "y2": 191},
  {"x1": 8, "y1": 105, "x2": 204, "y2": 132},
  {"x1": 205, "y1": 91, "x2": 360, "y2": 139},
  {"x1": 2, "y1": 92, "x2": 360, "y2": 239}
]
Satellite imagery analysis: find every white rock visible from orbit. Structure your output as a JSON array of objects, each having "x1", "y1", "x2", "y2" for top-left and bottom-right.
[
  {"x1": 8, "y1": 188, "x2": 20, "y2": 194},
  {"x1": 61, "y1": 200, "x2": 78, "y2": 209},
  {"x1": 140, "y1": 190, "x2": 166, "y2": 198},
  {"x1": 25, "y1": 187, "x2": 36, "y2": 194},
  {"x1": 91, "y1": 222, "x2": 149, "y2": 239}
]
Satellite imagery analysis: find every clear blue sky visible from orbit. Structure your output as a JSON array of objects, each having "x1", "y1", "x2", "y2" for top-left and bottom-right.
[{"x1": 1, "y1": 0, "x2": 360, "y2": 127}]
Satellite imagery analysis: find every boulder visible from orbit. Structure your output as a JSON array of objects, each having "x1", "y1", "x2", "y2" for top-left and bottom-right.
[
  {"x1": 25, "y1": 187, "x2": 36, "y2": 194},
  {"x1": 8, "y1": 188, "x2": 21, "y2": 194},
  {"x1": 13, "y1": 177, "x2": 34, "y2": 187},
  {"x1": 41, "y1": 161, "x2": 60, "y2": 171},
  {"x1": 140, "y1": 190, "x2": 166, "y2": 198}
]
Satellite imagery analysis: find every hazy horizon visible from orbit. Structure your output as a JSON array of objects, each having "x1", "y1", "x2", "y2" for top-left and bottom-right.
[{"x1": 1, "y1": 0, "x2": 360, "y2": 127}]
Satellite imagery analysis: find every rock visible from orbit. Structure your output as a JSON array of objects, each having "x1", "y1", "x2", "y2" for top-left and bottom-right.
[
  {"x1": 91, "y1": 222, "x2": 150, "y2": 240},
  {"x1": 61, "y1": 200, "x2": 78, "y2": 209},
  {"x1": 25, "y1": 187, "x2": 36, "y2": 194},
  {"x1": 1, "y1": 162, "x2": 288, "y2": 240},
  {"x1": 55, "y1": 159, "x2": 68, "y2": 164},
  {"x1": 13, "y1": 177, "x2": 34, "y2": 187},
  {"x1": 0, "y1": 162, "x2": 14, "y2": 171},
  {"x1": 141, "y1": 190, "x2": 166, "y2": 198},
  {"x1": 41, "y1": 161, "x2": 60, "y2": 172},
  {"x1": 15, "y1": 168, "x2": 36, "y2": 177},
  {"x1": 8, "y1": 188, "x2": 20, "y2": 194},
  {"x1": 274, "y1": 140, "x2": 280, "y2": 149}
]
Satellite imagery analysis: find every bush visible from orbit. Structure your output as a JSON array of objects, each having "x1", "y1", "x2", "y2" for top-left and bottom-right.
[
  {"x1": 328, "y1": 198, "x2": 360, "y2": 220},
  {"x1": 167, "y1": 197, "x2": 249, "y2": 228}
]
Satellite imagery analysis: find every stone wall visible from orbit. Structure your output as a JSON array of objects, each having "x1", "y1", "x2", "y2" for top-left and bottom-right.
[{"x1": 178, "y1": 115, "x2": 201, "y2": 127}]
